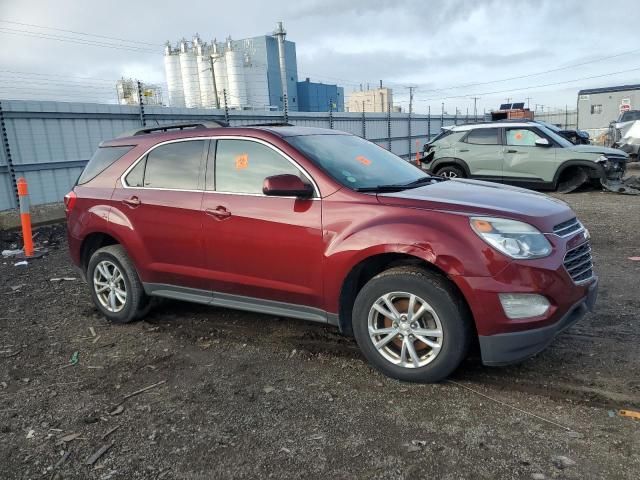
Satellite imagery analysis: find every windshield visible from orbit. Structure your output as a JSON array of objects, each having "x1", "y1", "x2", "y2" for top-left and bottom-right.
[
  {"x1": 287, "y1": 134, "x2": 427, "y2": 190},
  {"x1": 536, "y1": 125, "x2": 574, "y2": 148},
  {"x1": 535, "y1": 120, "x2": 560, "y2": 132},
  {"x1": 619, "y1": 111, "x2": 640, "y2": 122}
]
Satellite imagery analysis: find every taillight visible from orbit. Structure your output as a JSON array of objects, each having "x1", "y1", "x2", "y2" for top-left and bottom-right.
[{"x1": 64, "y1": 191, "x2": 77, "y2": 213}]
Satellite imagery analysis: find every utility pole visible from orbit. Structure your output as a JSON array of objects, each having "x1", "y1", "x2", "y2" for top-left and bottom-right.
[
  {"x1": 505, "y1": 97, "x2": 512, "y2": 104},
  {"x1": 525, "y1": 97, "x2": 532, "y2": 109},
  {"x1": 407, "y1": 87, "x2": 415, "y2": 163},
  {"x1": 209, "y1": 56, "x2": 220, "y2": 109},
  {"x1": 471, "y1": 96, "x2": 480, "y2": 119}
]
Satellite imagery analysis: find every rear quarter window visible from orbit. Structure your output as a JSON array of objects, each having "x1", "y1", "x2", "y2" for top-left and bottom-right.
[{"x1": 77, "y1": 146, "x2": 133, "y2": 185}]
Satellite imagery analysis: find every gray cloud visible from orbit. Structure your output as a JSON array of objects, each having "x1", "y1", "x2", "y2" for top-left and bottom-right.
[{"x1": 0, "y1": 0, "x2": 639, "y2": 112}]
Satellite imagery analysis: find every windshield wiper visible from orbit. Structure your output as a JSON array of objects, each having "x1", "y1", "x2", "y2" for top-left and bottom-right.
[{"x1": 354, "y1": 176, "x2": 442, "y2": 193}]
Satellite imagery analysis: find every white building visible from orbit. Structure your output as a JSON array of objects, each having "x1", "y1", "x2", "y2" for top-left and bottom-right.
[{"x1": 163, "y1": 23, "x2": 299, "y2": 111}]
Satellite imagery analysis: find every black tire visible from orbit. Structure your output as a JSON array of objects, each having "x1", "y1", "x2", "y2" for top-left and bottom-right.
[
  {"x1": 435, "y1": 165, "x2": 465, "y2": 178},
  {"x1": 352, "y1": 266, "x2": 471, "y2": 383},
  {"x1": 87, "y1": 244, "x2": 150, "y2": 323}
]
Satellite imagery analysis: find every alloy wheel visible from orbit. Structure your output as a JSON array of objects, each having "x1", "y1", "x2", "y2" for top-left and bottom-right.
[
  {"x1": 93, "y1": 260, "x2": 127, "y2": 313},
  {"x1": 367, "y1": 291, "x2": 444, "y2": 368}
]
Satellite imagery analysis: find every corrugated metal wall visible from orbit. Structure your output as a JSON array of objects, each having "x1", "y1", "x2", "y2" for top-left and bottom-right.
[{"x1": 0, "y1": 100, "x2": 482, "y2": 211}]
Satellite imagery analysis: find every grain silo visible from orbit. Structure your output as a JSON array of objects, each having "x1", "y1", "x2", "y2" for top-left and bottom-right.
[
  {"x1": 179, "y1": 38, "x2": 201, "y2": 108},
  {"x1": 163, "y1": 42, "x2": 185, "y2": 107},
  {"x1": 224, "y1": 37, "x2": 248, "y2": 108},
  {"x1": 196, "y1": 40, "x2": 217, "y2": 108}
]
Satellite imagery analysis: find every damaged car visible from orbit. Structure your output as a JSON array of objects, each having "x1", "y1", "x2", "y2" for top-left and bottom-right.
[
  {"x1": 422, "y1": 121, "x2": 628, "y2": 193},
  {"x1": 611, "y1": 110, "x2": 640, "y2": 160}
]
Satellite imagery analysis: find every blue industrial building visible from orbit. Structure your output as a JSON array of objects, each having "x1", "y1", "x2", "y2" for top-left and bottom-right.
[{"x1": 297, "y1": 78, "x2": 344, "y2": 112}]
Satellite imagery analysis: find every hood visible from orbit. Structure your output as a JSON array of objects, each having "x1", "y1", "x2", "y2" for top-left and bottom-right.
[
  {"x1": 377, "y1": 178, "x2": 573, "y2": 232},
  {"x1": 567, "y1": 144, "x2": 628, "y2": 157}
]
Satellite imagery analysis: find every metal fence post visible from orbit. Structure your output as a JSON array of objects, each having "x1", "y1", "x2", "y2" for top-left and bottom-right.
[
  {"x1": 387, "y1": 102, "x2": 392, "y2": 150},
  {"x1": 440, "y1": 103, "x2": 444, "y2": 129},
  {"x1": 427, "y1": 106, "x2": 431, "y2": 141},
  {"x1": 329, "y1": 101, "x2": 334, "y2": 130},
  {"x1": 361, "y1": 109, "x2": 366, "y2": 138},
  {"x1": 407, "y1": 111, "x2": 412, "y2": 162},
  {"x1": 136, "y1": 80, "x2": 146, "y2": 127},
  {"x1": 223, "y1": 89, "x2": 230, "y2": 125},
  {"x1": 0, "y1": 100, "x2": 18, "y2": 208},
  {"x1": 283, "y1": 93, "x2": 289, "y2": 124}
]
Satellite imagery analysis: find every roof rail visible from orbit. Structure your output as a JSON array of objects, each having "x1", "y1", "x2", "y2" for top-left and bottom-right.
[
  {"x1": 243, "y1": 122, "x2": 294, "y2": 127},
  {"x1": 117, "y1": 121, "x2": 228, "y2": 138}
]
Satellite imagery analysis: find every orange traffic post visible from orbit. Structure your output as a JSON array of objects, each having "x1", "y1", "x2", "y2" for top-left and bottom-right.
[{"x1": 16, "y1": 177, "x2": 34, "y2": 257}]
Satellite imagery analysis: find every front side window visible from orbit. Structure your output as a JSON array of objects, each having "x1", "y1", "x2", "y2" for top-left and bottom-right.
[
  {"x1": 78, "y1": 146, "x2": 133, "y2": 185},
  {"x1": 214, "y1": 139, "x2": 301, "y2": 194},
  {"x1": 140, "y1": 140, "x2": 205, "y2": 190},
  {"x1": 464, "y1": 128, "x2": 500, "y2": 145},
  {"x1": 287, "y1": 134, "x2": 425, "y2": 190},
  {"x1": 506, "y1": 128, "x2": 543, "y2": 147}
]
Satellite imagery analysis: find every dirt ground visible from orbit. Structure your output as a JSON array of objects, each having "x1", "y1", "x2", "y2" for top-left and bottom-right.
[{"x1": 1, "y1": 186, "x2": 639, "y2": 479}]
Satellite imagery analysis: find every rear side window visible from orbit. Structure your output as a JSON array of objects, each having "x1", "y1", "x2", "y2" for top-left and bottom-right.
[
  {"x1": 77, "y1": 146, "x2": 133, "y2": 185},
  {"x1": 139, "y1": 140, "x2": 205, "y2": 190},
  {"x1": 214, "y1": 139, "x2": 300, "y2": 194},
  {"x1": 464, "y1": 128, "x2": 500, "y2": 145}
]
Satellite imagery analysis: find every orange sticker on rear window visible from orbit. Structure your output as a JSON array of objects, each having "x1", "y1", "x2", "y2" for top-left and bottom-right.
[
  {"x1": 356, "y1": 155, "x2": 371, "y2": 166},
  {"x1": 235, "y1": 153, "x2": 249, "y2": 170}
]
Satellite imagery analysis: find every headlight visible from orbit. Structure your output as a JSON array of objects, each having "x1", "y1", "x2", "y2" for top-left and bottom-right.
[{"x1": 470, "y1": 217, "x2": 552, "y2": 259}]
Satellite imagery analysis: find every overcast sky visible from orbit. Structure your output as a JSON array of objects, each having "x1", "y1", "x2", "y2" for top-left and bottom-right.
[{"x1": 2, "y1": 0, "x2": 640, "y2": 114}]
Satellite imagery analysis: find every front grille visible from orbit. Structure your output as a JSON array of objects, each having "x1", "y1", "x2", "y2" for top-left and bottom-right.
[
  {"x1": 564, "y1": 242, "x2": 593, "y2": 283},
  {"x1": 553, "y1": 217, "x2": 582, "y2": 237}
]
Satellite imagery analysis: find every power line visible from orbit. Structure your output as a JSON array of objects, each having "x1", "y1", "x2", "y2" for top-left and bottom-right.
[
  {"x1": 416, "y1": 48, "x2": 640, "y2": 94},
  {"x1": 0, "y1": 19, "x2": 162, "y2": 47},
  {"x1": 0, "y1": 27, "x2": 157, "y2": 53},
  {"x1": 413, "y1": 65, "x2": 640, "y2": 102}
]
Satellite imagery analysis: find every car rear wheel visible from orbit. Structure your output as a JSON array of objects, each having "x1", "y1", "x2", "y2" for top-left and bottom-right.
[
  {"x1": 352, "y1": 266, "x2": 471, "y2": 382},
  {"x1": 87, "y1": 245, "x2": 150, "y2": 323},
  {"x1": 435, "y1": 165, "x2": 465, "y2": 178}
]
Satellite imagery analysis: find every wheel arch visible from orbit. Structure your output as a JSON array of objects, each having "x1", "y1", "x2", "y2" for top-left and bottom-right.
[
  {"x1": 337, "y1": 252, "x2": 475, "y2": 339},
  {"x1": 552, "y1": 160, "x2": 603, "y2": 189},
  {"x1": 80, "y1": 232, "x2": 120, "y2": 273},
  {"x1": 430, "y1": 157, "x2": 471, "y2": 177}
]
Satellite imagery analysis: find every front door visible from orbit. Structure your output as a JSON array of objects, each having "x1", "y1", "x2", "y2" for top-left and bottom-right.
[
  {"x1": 201, "y1": 138, "x2": 324, "y2": 310},
  {"x1": 502, "y1": 127, "x2": 555, "y2": 185},
  {"x1": 112, "y1": 139, "x2": 208, "y2": 290}
]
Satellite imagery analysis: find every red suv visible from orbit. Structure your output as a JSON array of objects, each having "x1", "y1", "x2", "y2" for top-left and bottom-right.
[{"x1": 65, "y1": 122, "x2": 598, "y2": 382}]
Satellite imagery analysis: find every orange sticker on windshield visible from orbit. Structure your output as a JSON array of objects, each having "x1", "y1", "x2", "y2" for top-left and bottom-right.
[
  {"x1": 356, "y1": 155, "x2": 371, "y2": 166},
  {"x1": 235, "y1": 153, "x2": 249, "y2": 169}
]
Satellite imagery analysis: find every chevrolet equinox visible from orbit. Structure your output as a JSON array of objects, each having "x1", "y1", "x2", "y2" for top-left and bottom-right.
[{"x1": 65, "y1": 122, "x2": 598, "y2": 382}]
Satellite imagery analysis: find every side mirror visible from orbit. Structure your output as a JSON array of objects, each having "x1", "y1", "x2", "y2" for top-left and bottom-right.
[
  {"x1": 535, "y1": 138, "x2": 551, "y2": 147},
  {"x1": 263, "y1": 174, "x2": 314, "y2": 198}
]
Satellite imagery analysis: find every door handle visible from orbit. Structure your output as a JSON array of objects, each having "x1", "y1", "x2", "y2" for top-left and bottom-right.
[
  {"x1": 458, "y1": 149, "x2": 469, "y2": 152},
  {"x1": 205, "y1": 206, "x2": 231, "y2": 220},
  {"x1": 506, "y1": 149, "x2": 518, "y2": 153},
  {"x1": 122, "y1": 196, "x2": 141, "y2": 207}
]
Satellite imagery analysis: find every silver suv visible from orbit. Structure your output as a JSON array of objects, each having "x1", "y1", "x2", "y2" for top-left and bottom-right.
[{"x1": 422, "y1": 122, "x2": 628, "y2": 192}]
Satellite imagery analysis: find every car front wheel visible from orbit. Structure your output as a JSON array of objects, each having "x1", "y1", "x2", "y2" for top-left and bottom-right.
[
  {"x1": 352, "y1": 267, "x2": 471, "y2": 382},
  {"x1": 435, "y1": 165, "x2": 465, "y2": 178}
]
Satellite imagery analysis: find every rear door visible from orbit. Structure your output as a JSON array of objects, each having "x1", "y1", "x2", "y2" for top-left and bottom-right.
[
  {"x1": 456, "y1": 128, "x2": 503, "y2": 181},
  {"x1": 201, "y1": 138, "x2": 324, "y2": 310},
  {"x1": 112, "y1": 139, "x2": 208, "y2": 290},
  {"x1": 502, "y1": 127, "x2": 556, "y2": 184}
]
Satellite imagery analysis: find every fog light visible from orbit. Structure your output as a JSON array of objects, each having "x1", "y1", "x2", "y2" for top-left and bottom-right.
[{"x1": 498, "y1": 293, "x2": 550, "y2": 319}]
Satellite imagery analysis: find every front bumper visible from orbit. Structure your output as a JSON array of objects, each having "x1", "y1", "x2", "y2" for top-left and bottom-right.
[{"x1": 478, "y1": 277, "x2": 598, "y2": 366}]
